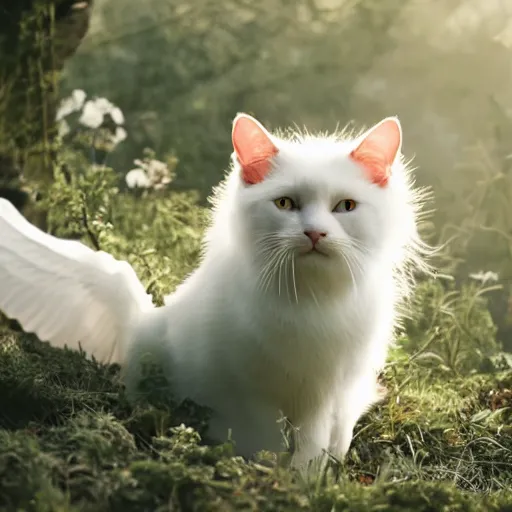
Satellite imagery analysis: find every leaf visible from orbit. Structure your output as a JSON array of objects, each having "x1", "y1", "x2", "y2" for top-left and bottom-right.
[
  {"x1": 486, "y1": 407, "x2": 511, "y2": 424},
  {"x1": 470, "y1": 409, "x2": 492, "y2": 424},
  {"x1": 414, "y1": 352, "x2": 446, "y2": 364}
]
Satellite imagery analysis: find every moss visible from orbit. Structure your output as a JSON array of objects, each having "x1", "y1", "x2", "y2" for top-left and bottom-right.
[
  {"x1": 0, "y1": 330, "x2": 123, "y2": 429},
  {"x1": 314, "y1": 480, "x2": 512, "y2": 511},
  {"x1": 1, "y1": 331, "x2": 512, "y2": 511}
]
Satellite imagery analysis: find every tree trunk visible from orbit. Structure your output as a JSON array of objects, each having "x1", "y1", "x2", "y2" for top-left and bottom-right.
[{"x1": 0, "y1": 0, "x2": 93, "y2": 214}]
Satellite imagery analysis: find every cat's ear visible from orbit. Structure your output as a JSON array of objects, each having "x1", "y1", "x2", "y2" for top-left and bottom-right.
[
  {"x1": 232, "y1": 113, "x2": 279, "y2": 185},
  {"x1": 349, "y1": 117, "x2": 402, "y2": 187}
]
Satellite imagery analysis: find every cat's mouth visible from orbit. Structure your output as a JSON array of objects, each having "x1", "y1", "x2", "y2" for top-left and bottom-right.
[{"x1": 300, "y1": 246, "x2": 329, "y2": 257}]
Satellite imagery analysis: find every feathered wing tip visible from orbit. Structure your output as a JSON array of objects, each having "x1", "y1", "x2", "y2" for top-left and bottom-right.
[{"x1": 0, "y1": 198, "x2": 154, "y2": 364}]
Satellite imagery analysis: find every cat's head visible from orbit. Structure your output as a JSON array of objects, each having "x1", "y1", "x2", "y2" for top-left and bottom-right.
[{"x1": 212, "y1": 113, "x2": 424, "y2": 298}]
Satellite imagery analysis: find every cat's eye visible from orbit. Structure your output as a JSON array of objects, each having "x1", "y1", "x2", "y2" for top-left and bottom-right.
[
  {"x1": 333, "y1": 199, "x2": 357, "y2": 213},
  {"x1": 274, "y1": 197, "x2": 296, "y2": 210}
]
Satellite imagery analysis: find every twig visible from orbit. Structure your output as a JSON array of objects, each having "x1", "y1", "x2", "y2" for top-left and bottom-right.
[{"x1": 80, "y1": 198, "x2": 100, "y2": 250}]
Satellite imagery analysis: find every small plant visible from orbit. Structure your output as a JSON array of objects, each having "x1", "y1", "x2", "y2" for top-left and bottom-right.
[
  {"x1": 42, "y1": 91, "x2": 201, "y2": 307},
  {"x1": 402, "y1": 275, "x2": 501, "y2": 375},
  {"x1": 56, "y1": 89, "x2": 127, "y2": 164},
  {"x1": 125, "y1": 148, "x2": 178, "y2": 193}
]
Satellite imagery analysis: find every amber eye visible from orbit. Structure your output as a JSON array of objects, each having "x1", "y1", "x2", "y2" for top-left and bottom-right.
[
  {"x1": 333, "y1": 199, "x2": 357, "y2": 213},
  {"x1": 274, "y1": 197, "x2": 296, "y2": 210}
]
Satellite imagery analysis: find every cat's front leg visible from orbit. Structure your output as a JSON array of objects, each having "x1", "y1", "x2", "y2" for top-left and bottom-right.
[
  {"x1": 289, "y1": 404, "x2": 334, "y2": 468},
  {"x1": 328, "y1": 408, "x2": 358, "y2": 459},
  {"x1": 328, "y1": 375, "x2": 383, "y2": 459}
]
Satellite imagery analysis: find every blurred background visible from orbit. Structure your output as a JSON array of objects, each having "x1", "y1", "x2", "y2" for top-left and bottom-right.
[{"x1": 2, "y1": 0, "x2": 512, "y2": 354}]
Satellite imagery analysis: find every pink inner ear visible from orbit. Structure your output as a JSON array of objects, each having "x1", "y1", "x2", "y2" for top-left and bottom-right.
[
  {"x1": 349, "y1": 118, "x2": 402, "y2": 187},
  {"x1": 232, "y1": 115, "x2": 278, "y2": 185}
]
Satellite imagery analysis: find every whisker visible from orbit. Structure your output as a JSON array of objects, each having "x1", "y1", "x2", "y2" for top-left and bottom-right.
[
  {"x1": 345, "y1": 251, "x2": 364, "y2": 277},
  {"x1": 256, "y1": 240, "x2": 292, "y2": 298},
  {"x1": 348, "y1": 239, "x2": 371, "y2": 256},
  {"x1": 266, "y1": 251, "x2": 284, "y2": 294},
  {"x1": 341, "y1": 251, "x2": 357, "y2": 292},
  {"x1": 278, "y1": 251, "x2": 285, "y2": 297},
  {"x1": 257, "y1": 249, "x2": 280, "y2": 293},
  {"x1": 308, "y1": 284, "x2": 320, "y2": 307},
  {"x1": 283, "y1": 252, "x2": 292, "y2": 304},
  {"x1": 291, "y1": 257, "x2": 299, "y2": 304}
]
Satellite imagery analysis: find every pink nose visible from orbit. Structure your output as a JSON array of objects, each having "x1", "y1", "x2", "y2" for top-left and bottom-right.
[{"x1": 304, "y1": 230, "x2": 327, "y2": 245}]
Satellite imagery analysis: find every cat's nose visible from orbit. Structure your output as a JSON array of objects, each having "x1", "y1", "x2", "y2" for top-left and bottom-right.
[{"x1": 304, "y1": 230, "x2": 327, "y2": 246}]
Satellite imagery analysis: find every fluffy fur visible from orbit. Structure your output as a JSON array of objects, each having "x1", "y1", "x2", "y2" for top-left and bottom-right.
[
  {"x1": 0, "y1": 113, "x2": 429, "y2": 466},
  {"x1": 125, "y1": 114, "x2": 429, "y2": 464}
]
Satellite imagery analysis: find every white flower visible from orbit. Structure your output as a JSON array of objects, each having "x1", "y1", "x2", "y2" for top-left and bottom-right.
[
  {"x1": 79, "y1": 100, "x2": 104, "y2": 129},
  {"x1": 78, "y1": 97, "x2": 125, "y2": 129},
  {"x1": 126, "y1": 169, "x2": 151, "y2": 189},
  {"x1": 469, "y1": 271, "x2": 499, "y2": 284},
  {"x1": 56, "y1": 89, "x2": 87, "y2": 121},
  {"x1": 72, "y1": 89, "x2": 87, "y2": 108},
  {"x1": 110, "y1": 106, "x2": 124, "y2": 125},
  {"x1": 127, "y1": 154, "x2": 174, "y2": 191},
  {"x1": 146, "y1": 158, "x2": 173, "y2": 189},
  {"x1": 112, "y1": 126, "x2": 127, "y2": 145},
  {"x1": 94, "y1": 97, "x2": 115, "y2": 115},
  {"x1": 58, "y1": 119, "x2": 71, "y2": 138}
]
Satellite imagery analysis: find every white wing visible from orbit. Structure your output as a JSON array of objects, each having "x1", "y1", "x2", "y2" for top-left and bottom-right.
[{"x1": 0, "y1": 199, "x2": 154, "y2": 363}]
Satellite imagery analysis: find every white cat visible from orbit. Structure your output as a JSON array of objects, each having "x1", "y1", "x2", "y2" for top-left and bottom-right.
[{"x1": 0, "y1": 113, "x2": 427, "y2": 465}]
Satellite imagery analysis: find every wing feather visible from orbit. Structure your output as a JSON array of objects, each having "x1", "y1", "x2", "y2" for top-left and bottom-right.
[{"x1": 0, "y1": 199, "x2": 154, "y2": 363}]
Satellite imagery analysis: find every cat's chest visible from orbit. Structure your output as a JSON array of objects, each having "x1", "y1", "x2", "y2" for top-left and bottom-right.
[
  {"x1": 258, "y1": 291, "x2": 369, "y2": 343},
  {"x1": 239, "y1": 296, "x2": 373, "y2": 406}
]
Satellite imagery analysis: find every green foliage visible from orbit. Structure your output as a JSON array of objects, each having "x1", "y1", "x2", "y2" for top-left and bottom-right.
[
  {"x1": 401, "y1": 278, "x2": 501, "y2": 375},
  {"x1": 0, "y1": 1, "x2": 93, "y2": 199},
  {"x1": 0, "y1": 1, "x2": 59, "y2": 153},
  {"x1": 61, "y1": 0, "x2": 412, "y2": 195},
  {"x1": 39, "y1": 142, "x2": 206, "y2": 306},
  {"x1": 1, "y1": 330, "x2": 512, "y2": 510}
]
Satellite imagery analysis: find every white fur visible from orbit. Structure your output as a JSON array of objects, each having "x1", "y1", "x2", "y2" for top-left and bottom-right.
[
  {"x1": 125, "y1": 118, "x2": 428, "y2": 464},
  {"x1": 0, "y1": 116, "x2": 427, "y2": 466}
]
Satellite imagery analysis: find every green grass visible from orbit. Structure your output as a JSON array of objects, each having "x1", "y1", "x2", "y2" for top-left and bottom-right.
[{"x1": 0, "y1": 330, "x2": 511, "y2": 511}]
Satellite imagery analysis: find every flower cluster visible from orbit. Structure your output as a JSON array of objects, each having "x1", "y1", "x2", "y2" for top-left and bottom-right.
[
  {"x1": 56, "y1": 89, "x2": 127, "y2": 147},
  {"x1": 125, "y1": 150, "x2": 177, "y2": 191}
]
